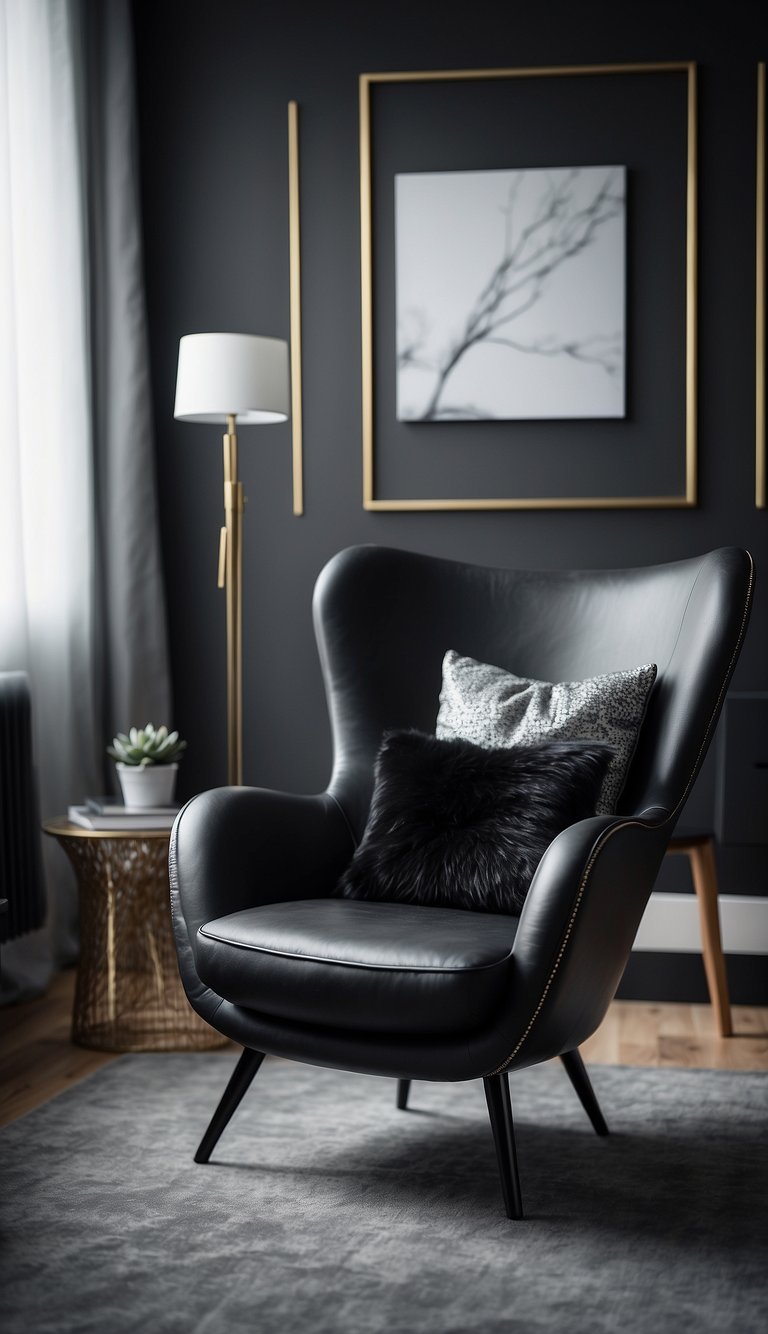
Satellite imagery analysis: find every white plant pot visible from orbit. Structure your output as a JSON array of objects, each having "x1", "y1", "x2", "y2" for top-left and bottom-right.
[{"x1": 116, "y1": 762, "x2": 178, "y2": 810}]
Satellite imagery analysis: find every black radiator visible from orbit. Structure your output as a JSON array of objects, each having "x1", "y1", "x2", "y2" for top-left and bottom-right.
[{"x1": 0, "y1": 672, "x2": 46, "y2": 942}]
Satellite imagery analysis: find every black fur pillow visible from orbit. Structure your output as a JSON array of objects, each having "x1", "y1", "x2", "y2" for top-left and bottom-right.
[{"x1": 336, "y1": 730, "x2": 613, "y2": 915}]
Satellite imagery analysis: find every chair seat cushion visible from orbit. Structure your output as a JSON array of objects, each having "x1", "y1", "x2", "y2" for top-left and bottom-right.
[{"x1": 196, "y1": 899, "x2": 518, "y2": 1035}]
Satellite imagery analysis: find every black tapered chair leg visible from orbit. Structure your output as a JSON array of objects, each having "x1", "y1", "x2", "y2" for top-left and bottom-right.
[
  {"x1": 560, "y1": 1048, "x2": 609, "y2": 1136},
  {"x1": 483, "y1": 1073, "x2": 524, "y2": 1219},
  {"x1": 194, "y1": 1047, "x2": 266, "y2": 1164},
  {"x1": 396, "y1": 1079, "x2": 411, "y2": 1110}
]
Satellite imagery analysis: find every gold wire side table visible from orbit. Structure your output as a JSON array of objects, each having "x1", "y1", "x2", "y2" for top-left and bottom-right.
[{"x1": 44, "y1": 819, "x2": 227, "y2": 1052}]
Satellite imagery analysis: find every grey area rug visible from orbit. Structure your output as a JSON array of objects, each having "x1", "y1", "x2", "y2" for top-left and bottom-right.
[{"x1": 1, "y1": 1054, "x2": 766, "y2": 1333}]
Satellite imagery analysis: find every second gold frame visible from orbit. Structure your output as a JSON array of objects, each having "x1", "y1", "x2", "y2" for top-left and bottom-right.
[{"x1": 360, "y1": 62, "x2": 698, "y2": 511}]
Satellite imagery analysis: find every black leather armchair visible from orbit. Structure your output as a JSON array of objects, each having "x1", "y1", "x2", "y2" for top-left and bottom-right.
[{"x1": 170, "y1": 545, "x2": 754, "y2": 1218}]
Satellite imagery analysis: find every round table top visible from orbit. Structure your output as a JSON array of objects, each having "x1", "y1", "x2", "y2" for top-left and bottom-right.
[{"x1": 43, "y1": 818, "x2": 173, "y2": 841}]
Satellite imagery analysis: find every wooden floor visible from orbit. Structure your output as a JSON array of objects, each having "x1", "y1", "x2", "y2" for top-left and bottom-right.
[{"x1": 1, "y1": 969, "x2": 767, "y2": 1129}]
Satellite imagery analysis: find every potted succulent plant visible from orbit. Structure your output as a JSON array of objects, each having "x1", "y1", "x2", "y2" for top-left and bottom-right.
[{"x1": 108, "y1": 724, "x2": 187, "y2": 809}]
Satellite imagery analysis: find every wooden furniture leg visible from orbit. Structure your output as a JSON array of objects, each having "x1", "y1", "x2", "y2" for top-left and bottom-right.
[{"x1": 667, "y1": 835, "x2": 733, "y2": 1037}]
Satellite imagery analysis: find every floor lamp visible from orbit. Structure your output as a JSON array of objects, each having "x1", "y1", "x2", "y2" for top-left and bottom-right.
[{"x1": 174, "y1": 333, "x2": 290, "y2": 786}]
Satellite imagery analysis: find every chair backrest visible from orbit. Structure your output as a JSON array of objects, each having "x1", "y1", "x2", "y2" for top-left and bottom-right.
[{"x1": 313, "y1": 545, "x2": 754, "y2": 838}]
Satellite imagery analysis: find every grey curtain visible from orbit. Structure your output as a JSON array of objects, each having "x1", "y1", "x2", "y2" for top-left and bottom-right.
[
  {"x1": 0, "y1": 0, "x2": 170, "y2": 1000},
  {"x1": 83, "y1": 0, "x2": 171, "y2": 752}
]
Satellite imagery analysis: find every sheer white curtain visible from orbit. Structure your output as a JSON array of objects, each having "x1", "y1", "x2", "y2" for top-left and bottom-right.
[{"x1": 0, "y1": 0, "x2": 170, "y2": 998}]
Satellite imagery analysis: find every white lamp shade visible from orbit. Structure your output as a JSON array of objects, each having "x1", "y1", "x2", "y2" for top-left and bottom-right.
[{"x1": 174, "y1": 333, "x2": 289, "y2": 424}]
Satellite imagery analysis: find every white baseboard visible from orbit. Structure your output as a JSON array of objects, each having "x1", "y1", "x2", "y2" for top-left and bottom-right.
[{"x1": 633, "y1": 893, "x2": 768, "y2": 955}]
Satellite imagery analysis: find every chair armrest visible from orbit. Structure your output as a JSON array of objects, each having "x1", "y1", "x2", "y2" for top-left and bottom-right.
[
  {"x1": 170, "y1": 786, "x2": 355, "y2": 958},
  {"x1": 498, "y1": 812, "x2": 672, "y2": 1070}
]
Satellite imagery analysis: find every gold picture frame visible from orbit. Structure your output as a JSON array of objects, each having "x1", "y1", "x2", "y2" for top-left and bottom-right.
[
  {"x1": 359, "y1": 62, "x2": 698, "y2": 511},
  {"x1": 757, "y1": 63, "x2": 766, "y2": 509}
]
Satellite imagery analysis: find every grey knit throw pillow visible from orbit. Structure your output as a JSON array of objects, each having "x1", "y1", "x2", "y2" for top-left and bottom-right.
[{"x1": 436, "y1": 650, "x2": 657, "y2": 815}]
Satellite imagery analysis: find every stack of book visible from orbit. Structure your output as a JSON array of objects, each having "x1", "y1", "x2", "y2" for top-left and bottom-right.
[{"x1": 67, "y1": 797, "x2": 180, "y2": 830}]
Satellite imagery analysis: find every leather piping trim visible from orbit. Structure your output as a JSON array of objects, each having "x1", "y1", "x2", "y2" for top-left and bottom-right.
[
  {"x1": 197, "y1": 925, "x2": 516, "y2": 973},
  {"x1": 168, "y1": 834, "x2": 178, "y2": 891},
  {"x1": 487, "y1": 552, "x2": 755, "y2": 1077}
]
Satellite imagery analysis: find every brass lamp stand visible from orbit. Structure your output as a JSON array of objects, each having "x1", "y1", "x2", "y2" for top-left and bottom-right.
[
  {"x1": 174, "y1": 333, "x2": 290, "y2": 787},
  {"x1": 220, "y1": 414, "x2": 244, "y2": 785}
]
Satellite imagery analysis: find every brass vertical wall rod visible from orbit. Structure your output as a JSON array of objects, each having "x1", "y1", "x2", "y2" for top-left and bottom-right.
[
  {"x1": 757, "y1": 62, "x2": 766, "y2": 508},
  {"x1": 288, "y1": 100, "x2": 304, "y2": 515}
]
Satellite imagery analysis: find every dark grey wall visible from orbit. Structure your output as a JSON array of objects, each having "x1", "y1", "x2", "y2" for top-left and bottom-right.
[{"x1": 132, "y1": 0, "x2": 766, "y2": 1000}]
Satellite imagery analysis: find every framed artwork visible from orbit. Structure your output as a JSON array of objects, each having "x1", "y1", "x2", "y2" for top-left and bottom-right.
[
  {"x1": 359, "y1": 62, "x2": 698, "y2": 511},
  {"x1": 395, "y1": 164, "x2": 627, "y2": 423}
]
